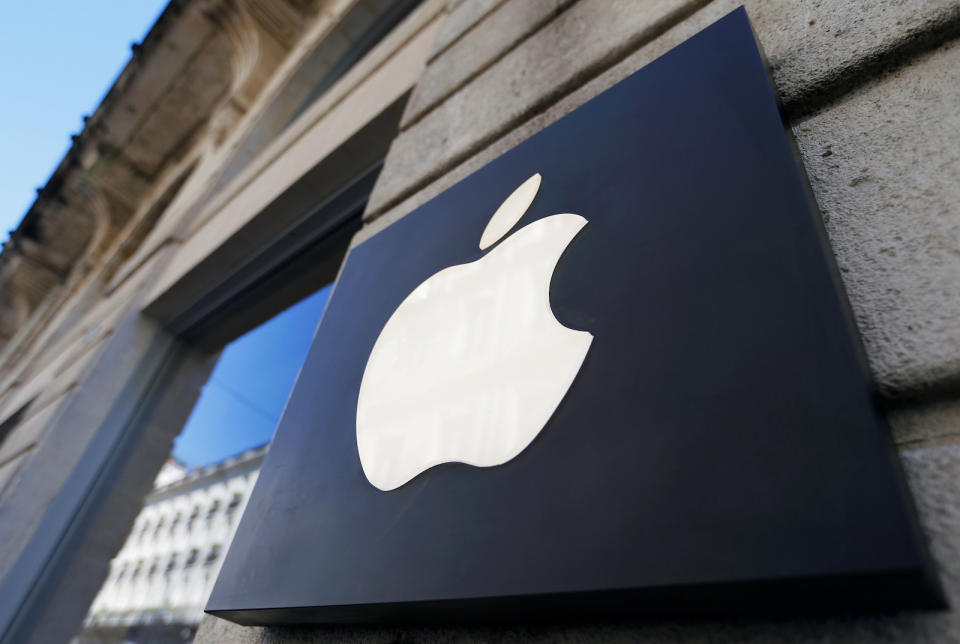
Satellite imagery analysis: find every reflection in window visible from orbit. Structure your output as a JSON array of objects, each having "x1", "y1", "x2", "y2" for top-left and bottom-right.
[
  {"x1": 205, "y1": 501, "x2": 219, "y2": 525},
  {"x1": 226, "y1": 493, "x2": 242, "y2": 521},
  {"x1": 204, "y1": 544, "x2": 222, "y2": 567},
  {"x1": 187, "y1": 506, "x2": 199, "y2": 532},
  {"x1": 164, "y1": 554, "x2": 177, "y2": 577}
]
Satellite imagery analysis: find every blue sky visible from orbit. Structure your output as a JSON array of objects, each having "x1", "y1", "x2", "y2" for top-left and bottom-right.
[
  {"x1": 0, "y1": 1, "x2": 168, "y2": 241},
  {"x1": 173, "y1": 285, "x2": 333, "y2": 468}
]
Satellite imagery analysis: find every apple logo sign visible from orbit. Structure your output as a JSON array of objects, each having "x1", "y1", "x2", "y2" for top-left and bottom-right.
[{"x1": 356, "y1": 174, "x2": 593, "y2": 491}]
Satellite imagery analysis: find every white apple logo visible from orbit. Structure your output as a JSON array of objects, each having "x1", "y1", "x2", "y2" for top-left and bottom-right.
[{"x1": 356, "y1": 174, "x2": 593, "y2": 491}]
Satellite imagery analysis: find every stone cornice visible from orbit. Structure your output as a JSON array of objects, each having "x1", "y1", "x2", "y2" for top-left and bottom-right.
[{"x1": 0, "y1": 0, "x2": 323, "y2": 359}]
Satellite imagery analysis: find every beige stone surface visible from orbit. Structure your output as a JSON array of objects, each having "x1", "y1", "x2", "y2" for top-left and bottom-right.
[
  {"x1": 121, "y1": 35, "x2": 234, "y2": 176},
  {"x1": 0, "y1": 226, "x2": 160, "y2": 425},
  {"x1": 21, "y1": 331, "x2": 110, "y2": 414},
  {"x1": 195, "y1": 442, "x2": 960, "y2": 643},
  {"x1": 890, "y1": 397, "x2": 960, "y2": 448},
  {"x1": 143, "y1": 9, "x2": 444, "y2": 313},
  {"x1": 403, "y1": 0, "x2": 576, "y2": 127},
  {"x1": 794, "y1": 38, "x2": 960, "y2": 396},
  {"x1": 353, "y1": 0, "x2": 744, "y2": 243},
  {"x1": 0, "y1": 401, "x2": 62, "y2": 490},
  {"x1": 98, "y1": 0, "x2": 394, "y2": 316},
  {"x1": 0, "y1": 400, "x2": 63, "y2": 466},
  {"x1": 0, "y1": 329, "x2": 105, "y2": 417},
  {"x1": 0, "y1": 242, "x2": 166, "y2": 411},
  {"x1": 108, "y1": 4, "x2": 362, "y2": 290},
  {"x1": 429, "y1": 0, "x2": 504, "y2": 61},
  {"x1": 366, "y1": 0, "x2": 705, "y2": 217},
  {"x1": 366, "y1": 0, "x2": 960, "y2": 217},
  {"x1": 748, "y1": 0, "x2": 960, "y2": 117}
]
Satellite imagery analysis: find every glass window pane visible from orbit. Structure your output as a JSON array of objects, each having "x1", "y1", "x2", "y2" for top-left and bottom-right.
[{"x1": 173, "y1": 284, "x2": 332, "y2": 467}]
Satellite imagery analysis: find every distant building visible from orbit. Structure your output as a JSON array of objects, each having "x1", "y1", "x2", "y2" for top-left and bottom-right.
[{"x1": 78, "y1": 445, "x2": 266, "y2": 643}]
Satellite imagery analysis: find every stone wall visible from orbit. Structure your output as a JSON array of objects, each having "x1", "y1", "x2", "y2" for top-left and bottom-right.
[{"x1": 196, "y1": 0, "x2": 960, "y2": 641}]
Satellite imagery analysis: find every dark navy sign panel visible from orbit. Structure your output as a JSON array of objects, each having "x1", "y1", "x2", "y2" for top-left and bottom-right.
[{"x1": 208, "y1": 7, "x2": 943, "y2": 624}]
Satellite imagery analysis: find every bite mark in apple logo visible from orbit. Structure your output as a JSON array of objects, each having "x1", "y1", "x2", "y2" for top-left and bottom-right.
[{"x1": 356, "y1": 174, "x2": 593, "y2": 491}]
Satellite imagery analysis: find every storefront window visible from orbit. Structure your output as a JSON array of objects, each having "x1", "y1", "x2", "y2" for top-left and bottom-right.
[{"x1": 77, "y1": 284, "x2": 333, "y2": 642}]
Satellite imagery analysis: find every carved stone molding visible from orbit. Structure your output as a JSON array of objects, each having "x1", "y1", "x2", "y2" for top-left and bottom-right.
[{"x1": 200, "y1": 0, "x2": 262, "y2": 101}]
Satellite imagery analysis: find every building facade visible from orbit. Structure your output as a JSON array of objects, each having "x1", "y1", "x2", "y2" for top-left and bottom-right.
[
  {"x1": 79, "y1": 447, "x2": 264, "y2": 643},
  {"x1": 0, "y1": 0, "x2": 957, "y2": 642}
]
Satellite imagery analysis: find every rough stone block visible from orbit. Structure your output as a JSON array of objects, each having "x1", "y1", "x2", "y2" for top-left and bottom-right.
[
  {"x1": 889, "y1": 397, "x2": 960, "y2": 447},
  {"x1": 746, "y1": 0, "x2": 960, "y2": 117},
  {"x1": 428, "y1": 0, "x2": 503, "y2": 62},
  {"x1": 404, "y1": 0, "x2": 575, "y2": 127},
  {"x1": 366, "y1": 0, "x2": 704, "y2": 216},
  {"x1": 367, "y1": 0, "x2": 959, "y2": 218},
  {"x1": 793, "y1": 38, "x2": 960, "y2": 396}
]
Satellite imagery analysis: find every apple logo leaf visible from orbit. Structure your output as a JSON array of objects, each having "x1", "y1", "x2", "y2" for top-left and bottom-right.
[
  {"x1": 479, "y1": 173, "x2": 541, "y2": 250},
  {"x1": 356, "y1": 174, "x2": 593, "y2": 491}
]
